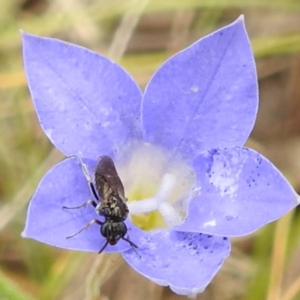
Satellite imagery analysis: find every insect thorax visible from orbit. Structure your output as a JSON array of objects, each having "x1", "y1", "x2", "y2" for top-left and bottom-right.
[{"x1": 96, "y1": 195, "x2": 129, "y2": 221}]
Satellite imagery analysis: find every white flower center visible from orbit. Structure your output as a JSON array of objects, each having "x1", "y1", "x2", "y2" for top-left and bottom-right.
[
  {"x1": 116, "y1": 141, "x2": 196, "y2": 231},
  {"x1": 128, "y1": 173, "x2": 182, "y2": 227}
]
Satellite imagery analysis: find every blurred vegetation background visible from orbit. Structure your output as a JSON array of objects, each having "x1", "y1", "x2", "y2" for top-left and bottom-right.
[{"x1": 1, "y1": 0, "x2": 300, "y2": 299}]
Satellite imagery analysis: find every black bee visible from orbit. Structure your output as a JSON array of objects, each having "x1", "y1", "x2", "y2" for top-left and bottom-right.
[{"x1": 63, "y1": 155, "x2": 138, "y2": 254}]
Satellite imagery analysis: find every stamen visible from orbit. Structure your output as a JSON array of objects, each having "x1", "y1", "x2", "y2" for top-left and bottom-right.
[
  {"x1": 127, "y1": 197, "x2": 157, "y2": 214},
  {"x1": 155, "y1": 173, "x2": 177, "y2": 204},
  {"x1": 128, "y1": 173, "x2": 182, "y2": 227},
  {"x1": 158, "y1": 202, "x2": 182, "y2": 227},
  {"x1": 128, "y1": 173, "x2": 176, "y2": 214}
]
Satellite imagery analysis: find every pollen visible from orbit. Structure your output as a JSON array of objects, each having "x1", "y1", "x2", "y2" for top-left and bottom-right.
[{"x1": 116, "y1": 142, "x2": 196, "y2": 231}]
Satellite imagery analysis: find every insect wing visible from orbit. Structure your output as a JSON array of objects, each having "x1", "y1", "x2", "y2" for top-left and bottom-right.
[{"x1": 95, "y1": 156, "x2": 126, "y2": 202}]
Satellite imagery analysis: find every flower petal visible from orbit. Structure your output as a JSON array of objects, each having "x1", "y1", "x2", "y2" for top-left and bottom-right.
[
  {"x1": 123, "y1": 230, "x2": 230, "y2": 296},
  {"x1": 22, "y1": 157, "x2": 142, "y2": 253},
  {"x1": 177, "y1": 147, "x2": 298, "y2": 236},
  {"x1": 22, "y1": 32, "x2": 142, "y2": 159},
  {"x1": 142, "y1": 16, "x2": 257, "y2": 161}
]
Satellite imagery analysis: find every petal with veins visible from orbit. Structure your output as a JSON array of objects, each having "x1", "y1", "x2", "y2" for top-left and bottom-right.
[
  {"x1": 123, "y1": 230, "x2": 231, "y2": 296},
  {"x1": 177, "y1": 147, "x2": 298, "y2": 236},
  {"x1": 22, "y1": 32, "x2": 142, "y2": 159},
  {"x1": 142, "y1": 16, "x2": 258, "y2": 162}
]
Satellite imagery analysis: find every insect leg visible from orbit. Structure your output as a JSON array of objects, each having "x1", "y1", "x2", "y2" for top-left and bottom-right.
[
  {"x1": 122, "y1": 236, "x2": 138, "y2": 248},
  {"x1": 98, "y1": 240, "x2": 109, "y2": 254},
  {"x1": 66, "y1": 219, "x2": 103, "y2": 239},
  {"x1": 71, "y1": 155, "x2": 99, "y2": 201},
  {"x1": 63, "y1": 199, "x2": 97, "y2": 210},
  {"x1": 122, "y1": 236, "x2": 141, "y2": 258}
]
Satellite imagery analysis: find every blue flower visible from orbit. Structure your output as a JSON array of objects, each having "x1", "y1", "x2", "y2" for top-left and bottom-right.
[{"x1": 22, "y1": 16, "x2": 298, "y2": 296}]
